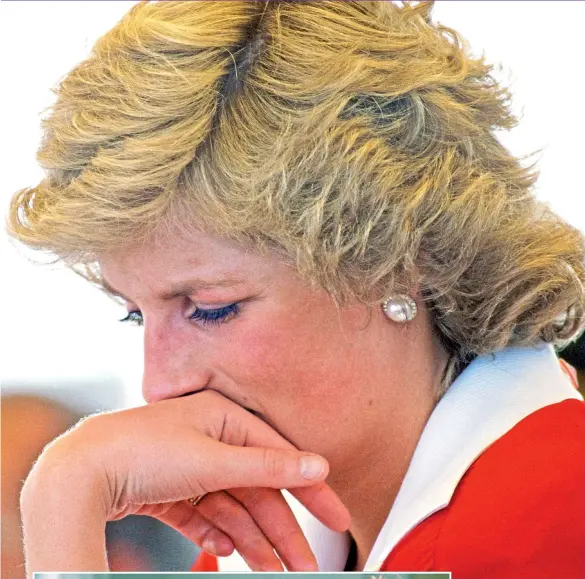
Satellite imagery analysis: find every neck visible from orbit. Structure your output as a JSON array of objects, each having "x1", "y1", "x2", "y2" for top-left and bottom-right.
[
  {"x1": 333, "y1": 394, "x2": 436, "y2": 570},
  {"x1": 329, "y1": 337, "x2": 448, "y2": 571}
]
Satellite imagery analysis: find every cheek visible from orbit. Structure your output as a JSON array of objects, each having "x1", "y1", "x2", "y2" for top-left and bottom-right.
[
  {"x1": 224, "y1": 309, "x2": 356, "y2": 413},
  {"x1": 215, "y1": 304, "x2": 376, "y2": 456}
]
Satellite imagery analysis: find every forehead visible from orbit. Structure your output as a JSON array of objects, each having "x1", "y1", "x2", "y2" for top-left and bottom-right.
[{"x1": 96, "y1": 227, "x2": 295, "y2": 294}]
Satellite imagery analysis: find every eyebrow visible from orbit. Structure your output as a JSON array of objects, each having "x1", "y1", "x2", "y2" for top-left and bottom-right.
[{"x1": 100, "y1": 276, "x2": 246, "y2": 302}]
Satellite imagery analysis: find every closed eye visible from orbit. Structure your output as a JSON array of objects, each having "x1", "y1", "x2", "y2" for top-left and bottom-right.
[
  {"x1": 119, "y1": 310, "x2": 143, "y2": 326},
  {"x1": 118, "y1": 303, "x2": 240, "y2": 328},
  {"x1": 190, "y1": 303, "x2": 240, "y2": 326}
]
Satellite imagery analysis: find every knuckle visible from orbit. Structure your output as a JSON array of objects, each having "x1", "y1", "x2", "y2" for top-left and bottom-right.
[
  {"x1": 199, "y1": 493, "x2": 267, "y2": 554},
  {"x1": 204, "y1": 493, "x2": 241, "y2": 527},
  {"x1": 177, "y1": 504, "x2": 205, "y2": 538},
  {"x1": 240, "y1": 533, "x2": 268, "y2": 555},
  {"x1": 263, "y1": 448, "x2": 287, "y2": 479},
  {"x1": 197, "y1": 524, "x2": 217, "y2": 549},
  {"x1": 272, "y1": 524, "x2": 303, "y2": 546},
  {"x1": 237, "y1": 486, "x2": 268, "y2": 511}
]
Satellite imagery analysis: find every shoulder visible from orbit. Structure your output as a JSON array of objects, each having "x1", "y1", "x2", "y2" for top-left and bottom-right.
[
  {"x1": 383, "y1": 399, "x2": 585, "y2": 579},
  {"x1": 450, "y1": 397, "x2": 585, "y2": 511}
]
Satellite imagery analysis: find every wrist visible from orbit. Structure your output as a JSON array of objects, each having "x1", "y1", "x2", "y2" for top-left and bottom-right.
[{"x1": 20, "y1": 435, "x2": 111, "y2": 574}]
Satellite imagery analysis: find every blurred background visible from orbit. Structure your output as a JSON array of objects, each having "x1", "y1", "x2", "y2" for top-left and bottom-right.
[{"x1": 1, "y1": 1, "x2": 584, "y2": 576}]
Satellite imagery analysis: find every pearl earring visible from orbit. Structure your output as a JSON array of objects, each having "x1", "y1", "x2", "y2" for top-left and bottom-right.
[{"x1": 382, "y1": 294, "x2": 417, "y2": 322}]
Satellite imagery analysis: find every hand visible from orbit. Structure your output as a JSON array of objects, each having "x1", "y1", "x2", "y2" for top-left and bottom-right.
[{"x1": 21, "y1": 390, "x2": 351, "y2": 574}]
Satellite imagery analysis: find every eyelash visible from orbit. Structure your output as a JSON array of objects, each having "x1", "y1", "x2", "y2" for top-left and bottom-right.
[{"x1": 119, "y1": 303, "x2": 240, "y2": 328}]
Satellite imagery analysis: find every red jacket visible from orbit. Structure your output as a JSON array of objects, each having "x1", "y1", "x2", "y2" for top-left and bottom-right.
[{"x1": 191, "y1": 345, "x2": 585, "y2": 578}]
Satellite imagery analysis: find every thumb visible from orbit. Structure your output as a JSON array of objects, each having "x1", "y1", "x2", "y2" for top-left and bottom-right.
[{"x1": 202, "y1": 441, "x2": 329, "y2": 492}]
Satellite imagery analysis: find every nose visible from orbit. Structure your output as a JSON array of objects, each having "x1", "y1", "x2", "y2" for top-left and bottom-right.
[{"x1": 141, "y1": 321, "x2": 212, "y2": 404}]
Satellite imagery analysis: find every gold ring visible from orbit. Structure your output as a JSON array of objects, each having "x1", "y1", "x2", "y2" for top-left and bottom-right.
[{"x1": 187, "y1": 494, "x2": 206, "y2": 507}]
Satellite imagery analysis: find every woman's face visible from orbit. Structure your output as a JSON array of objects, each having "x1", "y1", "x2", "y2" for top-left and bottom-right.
[{"x1": 98, "y1": 228, "x2": 431, "y2": 468}]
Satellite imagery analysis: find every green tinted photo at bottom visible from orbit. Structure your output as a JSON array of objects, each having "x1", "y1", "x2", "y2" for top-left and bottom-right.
[{"x1": 35, "y1": 573, "x2": 451, "y2": 579}]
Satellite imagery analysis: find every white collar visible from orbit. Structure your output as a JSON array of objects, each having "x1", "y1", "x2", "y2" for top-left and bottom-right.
[{"x1": 217, "y1": 343, "x2": 583, "y2": 572}]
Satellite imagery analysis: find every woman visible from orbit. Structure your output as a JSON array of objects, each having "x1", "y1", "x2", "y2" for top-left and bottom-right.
[{"x1": 9, "y1": 1, "x2": 585, "y2": 577}]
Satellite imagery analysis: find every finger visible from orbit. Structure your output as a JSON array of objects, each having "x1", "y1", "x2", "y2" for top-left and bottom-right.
[
  {"x1": 229, "y1": 487, "x2": 318, "y2": 571},
  {"x1": 144, "y1": 500, "x2": 235, "y2": 557},
  {"x1": 207, "y1": 441, "x2": 350, "y2": 532},
  {"x1": 195, "y1": 490, "x2": 285, "y2": 572},
  {"x1": 216, "y1": 407, "x2": 351, "y2": 531},
  {"x1": 200, "y1": 441, "x2": 330, "y2": 492},
  {"x1": 288, "y1": 483, "x2": 352, "y2": 532}
]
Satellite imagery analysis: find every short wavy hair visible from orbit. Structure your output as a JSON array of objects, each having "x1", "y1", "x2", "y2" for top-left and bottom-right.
[{"x1": 8, "y1": 0, "x2": 585, "y2": 395}]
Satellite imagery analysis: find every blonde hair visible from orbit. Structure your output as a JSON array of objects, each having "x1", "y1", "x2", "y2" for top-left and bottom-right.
[{"x1": 8, "y1": 1, "x2": 585, "y2": 395}]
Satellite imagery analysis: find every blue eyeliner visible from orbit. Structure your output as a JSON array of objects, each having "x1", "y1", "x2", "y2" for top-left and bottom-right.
[{"x1": 119, "y1": 303, "x2": 240, "y2": 328}]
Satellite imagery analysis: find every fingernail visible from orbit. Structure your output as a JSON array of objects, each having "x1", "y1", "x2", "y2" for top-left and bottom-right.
[
  {"x1": 300, "y1": 455, "x2": 325, "y2": 479},
  {"x1": 296, "y1": 558, "x2": 319, "y2": 572},
  {"x1": 215, "y1": 536, "x2": 234, "y2": 556},
  {"x1": 301, "y1": 562, "x2": 319, "y2": 572},
  {"x1": 202, "y1": 536, "x2": 216, "y2": 554}
]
